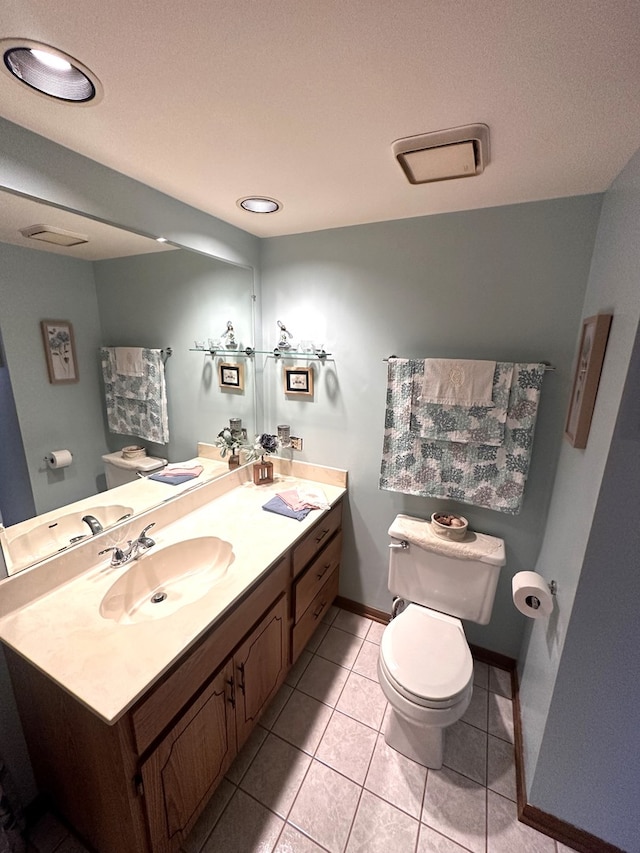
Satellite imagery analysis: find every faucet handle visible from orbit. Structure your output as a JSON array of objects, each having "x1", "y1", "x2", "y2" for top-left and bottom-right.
[
  {"x1": 98, "y1": 545, "x2": 126, "y2": 565},
  {"x1": 139, "y1": 522, "x2": 155, "y2": 538}
]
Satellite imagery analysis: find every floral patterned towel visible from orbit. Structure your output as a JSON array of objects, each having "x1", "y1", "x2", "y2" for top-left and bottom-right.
[
  {"x1": 101, "y1": 347, "x2": 169, "y2": 444},
  {"x1": 410, "y1": 361, "x2": 514, "y2": 445},
  {"x1": 380, "y1": 359, "x2": 546, "y2": 515}
]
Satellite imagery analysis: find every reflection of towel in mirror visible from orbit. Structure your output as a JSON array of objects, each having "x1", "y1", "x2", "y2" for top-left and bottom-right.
[
  {"x1": 101, "y1": 347, "x2": 169, "y2": 444},
  {"x1": 148, "y1": 464, "x2": 203, "y2": 485},
  {"x1": 114, "y1": 347, "x2": 144, "y2": 376},
  {"x1": 263, "y1": 495, "x2": 312, "y2": 521}
]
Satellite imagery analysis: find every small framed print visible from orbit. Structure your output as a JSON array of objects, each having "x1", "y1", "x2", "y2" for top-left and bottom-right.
[
  {"x1": 41, "y1": 320, "x2": 79, "y2": 384},
  {"x1": 565, "y1": 313, "x2": 612, "y2": 448},
  {"x1": 284, "y1": 365, "x2": 313, "y2": 396},
  {"x1": 218, "y1": 361, "x2": 244, "y2": 391}
]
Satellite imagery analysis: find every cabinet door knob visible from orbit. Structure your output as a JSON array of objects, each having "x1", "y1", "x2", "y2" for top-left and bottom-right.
[
  {"x1": 227, "y1": 676, "x2": 236, "y2": 708},
  {"x1": 237, "y1": 662, "x2": 246, "y2": 694}
]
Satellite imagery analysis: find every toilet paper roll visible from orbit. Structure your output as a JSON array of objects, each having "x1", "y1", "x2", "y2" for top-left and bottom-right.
[
  {"x1": 46, "y1": 449, "x2": 73, "y2": 470},
  {"x1": 512, "y1": 571, "x2": 553, "y2": 618}
]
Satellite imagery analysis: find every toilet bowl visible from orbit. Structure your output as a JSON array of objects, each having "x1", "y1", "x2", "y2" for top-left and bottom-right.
[
  {"x1": 378, "y1": 603, "x2": 473, "y2": 767},
  {"x1": 378, "y1": 513, "x2": 505, "y2": 769}
]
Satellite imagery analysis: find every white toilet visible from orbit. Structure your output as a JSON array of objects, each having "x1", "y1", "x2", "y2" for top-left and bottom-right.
[
  {"x1": 377, "y1": 514, "x2": 506, "y2": 768},
  {"x1": 102, "y1": 450, "x2": 167, "y2": 489}
]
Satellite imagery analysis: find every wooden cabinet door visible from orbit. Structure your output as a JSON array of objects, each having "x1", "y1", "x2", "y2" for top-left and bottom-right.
[
  {"x1": 141, "y1": 660, "x2": 236, "y2": 853},
  {"x1": 234, "y1": 594, "x2": 288, "y2": 749}
]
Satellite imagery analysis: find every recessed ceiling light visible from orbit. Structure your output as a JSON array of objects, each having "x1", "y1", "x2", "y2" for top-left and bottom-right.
[
  {"x1": 1, "y1": 39, "x2": 102, "y2": 103},
  {"x1": 238, "y1": 197, "x2": 281, "y2": 214}
]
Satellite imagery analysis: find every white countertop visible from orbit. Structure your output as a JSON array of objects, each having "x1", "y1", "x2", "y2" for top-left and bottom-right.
[{"x1": 0, "y1": 462, "x2": 346, "y2": 725}]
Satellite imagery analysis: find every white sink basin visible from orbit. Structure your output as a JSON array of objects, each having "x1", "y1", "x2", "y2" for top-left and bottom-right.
[
  {"x1": 99, "y1": 536, "x2": 234, "y2": 624},
  {"x1": 6, "y1": 505, "x2": 134, "y2": 568}
]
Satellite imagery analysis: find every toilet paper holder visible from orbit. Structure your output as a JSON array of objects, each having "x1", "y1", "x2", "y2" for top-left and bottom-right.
[{"x1": 526, "y1": 579, "x2": 558, "y2": 610}]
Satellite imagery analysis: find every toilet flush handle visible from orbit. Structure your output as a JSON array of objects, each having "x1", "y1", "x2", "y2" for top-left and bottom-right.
[{"x1": 388, "y1": 539, "x2": 409, "y2": 550}]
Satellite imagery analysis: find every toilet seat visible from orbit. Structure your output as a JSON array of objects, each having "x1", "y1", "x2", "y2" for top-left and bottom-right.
[{"x1": 380, "y1": 604, "x2": 473, "y2": 708}]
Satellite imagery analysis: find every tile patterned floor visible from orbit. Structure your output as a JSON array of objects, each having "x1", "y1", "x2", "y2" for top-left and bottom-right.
[{"x1": 27, "y1": 606, "x2": 570, "y2": 853}]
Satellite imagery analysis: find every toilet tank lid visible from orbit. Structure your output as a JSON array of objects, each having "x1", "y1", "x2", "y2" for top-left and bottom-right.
[
  {"x1": 102, "y1": 451, "x2": 167, "y2": 472},
  {"x1": 389, "y1": 514, "x2": 506, "y2": 566}
]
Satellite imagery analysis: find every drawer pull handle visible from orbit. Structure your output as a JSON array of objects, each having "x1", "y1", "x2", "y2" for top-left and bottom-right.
[
  {"x1": 227, "y1": 677, "x2": 236, "y2": 709},
  {"x1": 237, "y1": 662, "x2": 246, "y2": 695},
  {"x1": 313, "y1": 600, "x2": 327, "y2": 620},
  {"x1": 315, "y1": 528, "x2": 330, "y2": 544},
  {"x1": 316, "y1": 562, "x2": 332, "y2": 580}
]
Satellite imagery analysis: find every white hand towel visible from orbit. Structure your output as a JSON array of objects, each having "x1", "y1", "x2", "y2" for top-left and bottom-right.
[
  {"x1": 115, "y1": 347, "x2": 145, "y2": 377},
  {"x1": 421, "y1": 358, "x2": 496, "y2": 406}
]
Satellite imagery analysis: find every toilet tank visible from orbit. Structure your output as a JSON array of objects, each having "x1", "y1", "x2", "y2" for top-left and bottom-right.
[
  {"x1": 102, "y1": 451, "x2": 166, "y2": 489},
  {"x1": 388, "y1": 516, "x2": 506, "y2": 625}
]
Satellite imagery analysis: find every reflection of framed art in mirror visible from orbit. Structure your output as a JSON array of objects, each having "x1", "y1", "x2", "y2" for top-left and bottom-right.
[
  {"x1": 41, "y1": 319, "x2": 79, "y2": 384},
  {"x1": 284, "y1": 365, "x2": 313, "y2": 396},
  {"x1": 564, "y1": 313, "x2": 612, "y2": 448},
  {"x1": 218, "y1": 361, "x2": 244, "y2": 391}
]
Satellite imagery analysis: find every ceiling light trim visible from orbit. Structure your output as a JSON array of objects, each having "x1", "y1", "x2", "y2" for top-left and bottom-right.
[
  {"x1": 237, "y1": 197, "x2": 282, "y2": 214},
  {"x1": 1, "y1": 38, "x2": 103, "y2": 104},
  {"x1": 392, "y1": 124, "x2": 490, "y2": 185}
]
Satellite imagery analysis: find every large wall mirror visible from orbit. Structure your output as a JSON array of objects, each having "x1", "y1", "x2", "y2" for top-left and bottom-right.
[{"x1": 0, "y1": 190, "x2": 256, "y2": 575}]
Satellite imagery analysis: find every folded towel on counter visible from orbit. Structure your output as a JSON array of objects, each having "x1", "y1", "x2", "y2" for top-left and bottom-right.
[
  {"x1": 277, "y1": 487, "x2": 330, "y2": 512},
  {"x1": 262, "y1": 495, "x2": 312, "y2": 521},
  {"x1": 148, "y1": 464, "x2": 203, "y2": 485},
  {"x1": 421, "y1": 359, "x2": 496, "y2": 406},
  {"x1": 114, "y1": 347, "x2": 145, "y2": 376}
]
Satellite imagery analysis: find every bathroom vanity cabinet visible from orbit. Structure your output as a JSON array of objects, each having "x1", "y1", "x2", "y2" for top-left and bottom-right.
[{"x1": 4, "y1": 496, "x2": 344, "y2": 853}]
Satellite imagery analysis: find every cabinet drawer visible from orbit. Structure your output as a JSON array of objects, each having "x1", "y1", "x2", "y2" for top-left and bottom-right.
[
  {"x1": 292, "y1": 501, "x2": 342, "y2": 578},
  {"x1": 294, "y1": 530, "x2": 342, "y2": 623},
  {"x1": 292, "y1": 567, "x2": 339, "y2": 662}
]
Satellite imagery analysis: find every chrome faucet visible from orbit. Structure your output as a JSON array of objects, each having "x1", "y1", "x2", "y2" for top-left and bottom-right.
[
  {"x1": 82, "y1": 515, "x2": 103, "y2": 535},
  {"x1": 99, "y1": 523, "x2": 156, "y2": 567}
]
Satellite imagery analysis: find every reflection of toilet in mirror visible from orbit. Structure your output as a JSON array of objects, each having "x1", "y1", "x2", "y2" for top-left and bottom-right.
[
  {"x1": 377, "y1": 514, "x2": 506, "y2": 768},
  {"x1": 102, "y1": 450, "x2": 166, "y2": 488}
]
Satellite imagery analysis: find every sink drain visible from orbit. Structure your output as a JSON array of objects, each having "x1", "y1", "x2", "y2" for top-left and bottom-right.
[{"x1": 150, "y1": 591, "x2": 167, "y2": 604}]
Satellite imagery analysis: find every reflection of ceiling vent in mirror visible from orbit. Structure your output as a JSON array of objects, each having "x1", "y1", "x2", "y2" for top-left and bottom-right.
[
  {"x1": 392, "y1": 124, "x2": 490, "y2": 184},
  {"x1": 19, "y1": 224, "x2": 89, "y2": 247}
]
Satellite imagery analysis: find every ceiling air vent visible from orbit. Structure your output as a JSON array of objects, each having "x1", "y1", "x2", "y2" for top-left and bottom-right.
[
  {"x1": 392, "y1": 124, "x2": 490, "y2": 185},
  {"x1": 19, "y1": 224, "x2": 89, "y2": 247}
]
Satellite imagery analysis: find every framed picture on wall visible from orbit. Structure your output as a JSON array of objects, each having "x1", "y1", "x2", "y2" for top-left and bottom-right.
[
  {"x1": 218, "y1": 361, "x2": 244, "y2": 391},
  {"x1": 564, "y1": 313, "x2": 612, "y2": 449},
  {"x1": 284, "y1": 365, "x2": 313, "y2": 396},
  {"x1": 40, "y1": 320, "x2": 79, "y2": 384}
]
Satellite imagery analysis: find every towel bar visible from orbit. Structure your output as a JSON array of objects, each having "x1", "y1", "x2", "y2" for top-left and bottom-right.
[{"x1": 383, "y1": 355, "x2": 555, "y2": 371}]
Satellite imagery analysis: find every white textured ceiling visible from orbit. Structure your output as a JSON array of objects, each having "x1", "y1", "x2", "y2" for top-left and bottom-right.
[{"x1": 1, "y1": 0, "x2": 640, "y2": 238}]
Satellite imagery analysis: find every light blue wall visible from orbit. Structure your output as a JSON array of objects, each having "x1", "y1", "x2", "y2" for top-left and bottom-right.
[
  {"x1": 94, "y1": 249, "x2": 256, "y2": 461},
  {"x1": 0, "y1": 243, "x2": 108, "y2": 514},
  {"x1": 520, "y1": 146, "x2": 640, "y2": 850},
  {"x1": 259, "y1": 196, "x2": 602, "y2": 657}
]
